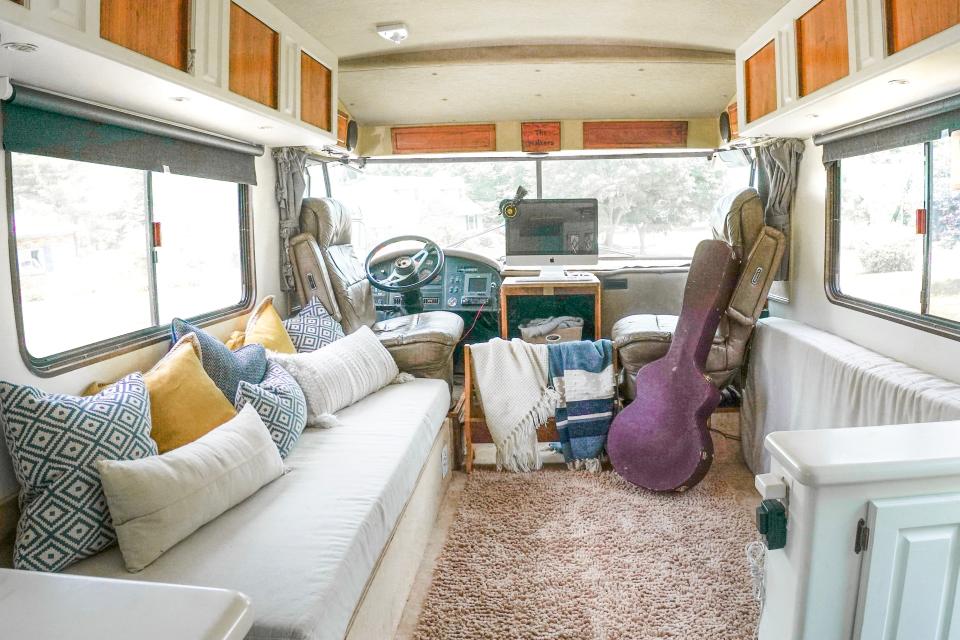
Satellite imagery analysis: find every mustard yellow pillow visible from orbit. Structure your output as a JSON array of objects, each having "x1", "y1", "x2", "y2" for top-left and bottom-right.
[
  {"x1": 241, "y1": 296, "x2": 296, "y2": 354},
  {"x1": 144, "y1": 334, "x2": 237, "y2": 453}
]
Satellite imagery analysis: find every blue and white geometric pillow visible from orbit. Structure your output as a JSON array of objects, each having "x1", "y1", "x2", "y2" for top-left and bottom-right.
[
  {"x1": 171, "y1": 318, "x2": 267, "y2": 402},
  {"x1": 0, "y1": 373, "x2": 157, "y2": 572},
  {"x1": 235, "y1": 362, "x2": 306, "y2": 459},
  {"x1": 283, "y1": 298, "x2": 345, "y2": 353}
]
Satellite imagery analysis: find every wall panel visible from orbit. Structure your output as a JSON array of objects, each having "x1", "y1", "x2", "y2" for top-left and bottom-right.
[
  {"x1": 391, "y1": 124, "x2": 496, "y2": 154},
  {"x1": 582, "y1": 120, "x2": 688, "y2": 149}
]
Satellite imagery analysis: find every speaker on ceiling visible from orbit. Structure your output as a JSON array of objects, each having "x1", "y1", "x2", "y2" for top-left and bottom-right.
[
  {"x1": 719, "y1": 110, "x2": 732, "y2": 145},
  {"x1": 346, "y1": 120, "x2": 359, "y2": 152}
]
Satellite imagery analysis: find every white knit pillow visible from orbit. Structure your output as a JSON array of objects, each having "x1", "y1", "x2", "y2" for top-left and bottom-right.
[{"x1": 268, "y1": 326, "x2": 401, "y2": 427}]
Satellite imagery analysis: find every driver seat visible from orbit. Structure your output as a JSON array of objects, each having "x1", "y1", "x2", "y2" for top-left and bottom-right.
[{"x1": 294, "y1": 197, "x2": 464, "y2": 388}]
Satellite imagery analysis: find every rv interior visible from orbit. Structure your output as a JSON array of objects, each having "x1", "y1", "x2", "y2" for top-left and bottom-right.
[{"x1": 2, "y1": 1, "x2": 960, "y2": 639}]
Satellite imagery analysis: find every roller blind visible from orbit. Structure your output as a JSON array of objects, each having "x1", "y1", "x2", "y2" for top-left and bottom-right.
[
  {"x1": 816, "y1": 92, "x2": 960, "y2": 163},
  {"x1": 2, "y1": 83, "x2": 264, "y2": 185}
]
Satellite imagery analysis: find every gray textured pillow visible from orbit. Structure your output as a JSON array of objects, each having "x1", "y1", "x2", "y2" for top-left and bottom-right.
[
  {"x1": 269, "y1": 326, "x2": 402, "y2": 427},
  {"x1": 96, "y1": 405, "x2": 284, "y2": 572}
]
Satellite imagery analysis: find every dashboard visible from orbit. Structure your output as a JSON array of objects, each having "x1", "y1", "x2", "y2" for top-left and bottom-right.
[{"x1": 369, "y1": 249, "x2": 502, "y2": 314}]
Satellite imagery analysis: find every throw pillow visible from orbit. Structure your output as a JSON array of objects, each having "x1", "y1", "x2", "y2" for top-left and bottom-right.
[
  {"x1": 241, "y1": 296, "x2": 296, "y2": 354},
  {"x1": 235, "y1": 361, "x2": 306, "y2": 459},
  {"x1": 269, "y1": 326, "x2": 402, "y2": 427},
  {"x1": 283, "y1": 297, "x2": 345, "y2": 353},
  {"x1": 97, "y1": 405, "x2": 284, "y2": 572},
  {"x1": 170, "y1": 318, "x2": 267, "y2": 402},
  {"x1": 144, "y1": 334, "x2": 237, "y2": 453},
  {"x1": 0, "y1": 374, "x2": 156, "y2": 572}
]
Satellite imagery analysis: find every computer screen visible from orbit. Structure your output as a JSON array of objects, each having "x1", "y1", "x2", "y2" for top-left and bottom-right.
[{"x1": 505, "y1": 199, "x2": 599, "y2": 259}]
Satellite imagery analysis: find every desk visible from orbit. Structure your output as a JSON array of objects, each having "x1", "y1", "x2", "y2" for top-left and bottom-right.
[
  {"x1": 498, "y1": 274, "x2": 602, "y2": 340},
  {"x1": 0, "y1": 568, "x2": 253, "y2": 639}
]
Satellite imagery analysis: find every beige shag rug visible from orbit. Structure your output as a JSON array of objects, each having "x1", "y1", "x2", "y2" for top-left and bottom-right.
[{"x1": 414, "y1": 467, "x2": 760, "y2": 640}]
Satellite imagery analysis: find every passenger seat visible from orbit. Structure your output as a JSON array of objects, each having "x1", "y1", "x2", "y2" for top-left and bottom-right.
[{"x1": 612, "y1": 188, "x2": 785, "y2": 400}]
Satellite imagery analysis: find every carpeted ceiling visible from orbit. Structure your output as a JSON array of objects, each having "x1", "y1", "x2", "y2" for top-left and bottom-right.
[{"x1": 414, "y1": 467, "x2": 760, "y2": 639}]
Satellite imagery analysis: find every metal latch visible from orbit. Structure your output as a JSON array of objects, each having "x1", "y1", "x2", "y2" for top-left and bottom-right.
[{"x1": 855, "y1": 518, "x2": 869, "y2": 554}]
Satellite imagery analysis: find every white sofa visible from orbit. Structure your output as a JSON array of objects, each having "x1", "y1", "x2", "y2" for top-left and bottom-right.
[{"x1": 29, "y1": 377, "x2": 453, "y2": 640}]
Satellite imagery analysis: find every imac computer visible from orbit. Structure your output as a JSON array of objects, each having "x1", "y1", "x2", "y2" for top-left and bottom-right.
[{"x1": 504, "y1": 198, "x2": 599, "y2": 280}]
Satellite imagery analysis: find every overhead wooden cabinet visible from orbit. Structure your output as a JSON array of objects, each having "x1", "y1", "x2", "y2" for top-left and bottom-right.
[
  {"x1": 582, "y1": 121, "x2": 688, "y2": 149},
  {"x1": 391, "y1": 124, "x2": 497, "y2": 154},
  {"x1": 100, "y1": 0, "x2": 191, "y2": 71},
  {"x1": 229, "y1": 2, "x2": 279, "y2": 109},
  {"x1": 745, "y1": 41, "x2": 777, "y2": 122},
  {"x1": 887, "y1": 0, "x2": 960, "y2": 54},
  {"x1": 337, "y1": 111, "x2": 349, "y2": 146},
  {"x1": 300, "y1": 52, "x2": 332, "y2": 131},
  {"x1": 796, "y1": 0, "x2": 850, "y2": 96}
]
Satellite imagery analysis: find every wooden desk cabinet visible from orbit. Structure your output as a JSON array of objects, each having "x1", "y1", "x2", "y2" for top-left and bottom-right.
[{"x1": 498, "y1": 275, "x2": 602, "y2": 340}]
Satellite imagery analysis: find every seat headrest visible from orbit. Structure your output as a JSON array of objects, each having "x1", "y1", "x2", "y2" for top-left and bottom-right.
[
  {"x1": 300, "y1": 197, "x2": 356, "y2": 248},
  {"x1": 710, "y1": 187, "x2": 764, "y2": 258}
]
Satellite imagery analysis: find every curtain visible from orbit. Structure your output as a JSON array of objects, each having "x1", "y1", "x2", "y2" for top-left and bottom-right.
[
  {"x1": 274, "y1": 147, "x2": 309, "y2": 292},
  {"x1": 756, "y1": 139, "x2": 804, "y2": 281}
]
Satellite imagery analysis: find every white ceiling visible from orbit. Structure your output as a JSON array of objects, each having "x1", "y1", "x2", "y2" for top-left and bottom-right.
[{"x1": 273, "y1": 0, "x2": 791, "y2": 125}]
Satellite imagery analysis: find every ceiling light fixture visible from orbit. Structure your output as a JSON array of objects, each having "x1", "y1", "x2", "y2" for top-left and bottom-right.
[
  {"x1": 376, "y1": 23, "x2": 408, "y2": 44},
  {"x1": 170, "y1": 96, "x2": 190, "y2": 102},
  {"x1": 888, "y1": 79, "x2": 909, "y2": 86}
]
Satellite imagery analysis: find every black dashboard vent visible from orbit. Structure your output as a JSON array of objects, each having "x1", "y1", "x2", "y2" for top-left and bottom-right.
[{"x1": 602, "y1": 278, "x2": 629, "y2": 291}]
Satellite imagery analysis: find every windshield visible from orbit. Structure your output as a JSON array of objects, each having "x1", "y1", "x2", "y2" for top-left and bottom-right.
[{"x1": 312, "y1": 154, "x2": 750, "y2": 263}]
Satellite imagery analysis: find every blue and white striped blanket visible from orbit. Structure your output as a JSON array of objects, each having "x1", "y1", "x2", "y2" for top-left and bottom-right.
[{"x1": 547, "y1": 339, "x2": 616, "y2": 470}]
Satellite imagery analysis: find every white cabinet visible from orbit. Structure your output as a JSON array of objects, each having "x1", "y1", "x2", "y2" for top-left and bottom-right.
[
  {"x1": 758, "y1": 421, "x2": 960, "y2": 640},
  {"x1": 855, "y1": 494, "x2": 960, "y2": 640}
]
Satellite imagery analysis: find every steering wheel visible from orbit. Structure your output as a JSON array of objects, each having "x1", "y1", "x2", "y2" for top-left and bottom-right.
[{"x1": 364, "y1": 235, "x2": 445, "y2": 294}]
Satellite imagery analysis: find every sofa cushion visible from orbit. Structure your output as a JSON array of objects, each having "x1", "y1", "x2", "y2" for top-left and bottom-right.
[
  {"x1": 145, "y1": 335, "x2": 237, "y2": 453},
  {"x1": 269, "y1": 326, "x2": 400, "y2": 426},
  {"x1": 283, "y1": 297, "x2": 345, "y2": 353},
  {"x1": 235, "y1": 362, "x2": 307, "y2": 459},
  {"x1": 66, "y1": 378, "x2": 451, "y2": 640},
  {"x1": 242, "y1": 296, "x2": 297, "y2": 354},
  {"x1": 0, "y1": 374, "x2": 156, "y2": 572},
  {"x1": 97, "y1": 405, "x2": 284, "y2": 572},
  {"x1": 170, "y1": 318, "x2": 267, "y2": 402}
]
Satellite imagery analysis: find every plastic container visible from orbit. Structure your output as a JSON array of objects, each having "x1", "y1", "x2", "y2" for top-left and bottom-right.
[{"x1": 521, "y1": 326, "x2": 583, "y2": 344}]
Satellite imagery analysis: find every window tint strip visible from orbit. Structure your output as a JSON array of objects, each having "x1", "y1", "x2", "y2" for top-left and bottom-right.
[{"x1": 2, "y1": 83, "x2": 263, "y2": 185}]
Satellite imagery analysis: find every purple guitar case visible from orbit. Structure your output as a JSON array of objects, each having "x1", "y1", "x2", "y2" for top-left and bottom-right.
[{"x1": 608, "y1": 239, "x2": 739, "y2": 492}]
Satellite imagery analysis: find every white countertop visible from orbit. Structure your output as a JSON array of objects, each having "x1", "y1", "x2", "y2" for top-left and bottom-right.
[
  {"x1": 0, "y1": 568, "x2": 253, "y2": 640},
  {"x1": 765, "y1": 421, "x2": 960, "y2": 487}
]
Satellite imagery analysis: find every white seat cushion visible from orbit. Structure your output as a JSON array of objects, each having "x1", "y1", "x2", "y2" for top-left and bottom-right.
[{"x1": 67, "y1": 378, "x2": 450, "y2": 640}]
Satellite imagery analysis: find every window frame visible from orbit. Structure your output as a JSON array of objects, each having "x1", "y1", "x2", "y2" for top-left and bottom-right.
[
  {"x1": 824, "y1": 143, "x2": 960, "y2": 341},
  {"x1": 5, "y1": 152, "x2": 257, "y2": 377},
  {"x1": 315, "y1": 149, "x2": 743, "y2": 262}
]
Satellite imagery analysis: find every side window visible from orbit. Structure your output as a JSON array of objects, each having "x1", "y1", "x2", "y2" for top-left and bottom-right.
[
  {"x1": 9, "y1": 152, "x2": 251, "y2": 366},
  {"x1": 830, "y1": 133, "x2": 960, "y2": 333}
]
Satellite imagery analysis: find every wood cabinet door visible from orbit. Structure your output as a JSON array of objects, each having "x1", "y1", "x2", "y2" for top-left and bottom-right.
[
  {"x1": 854, "y1": 493, "x2": 960, "y2": 639},
  {"x1": 796, "y1": 0, "x2": 850, "y2": 96},
  {"x1": 745, "y1": 41, "x2": 777, "y2": 123},
  {"x1": 229, "y1": 2, "x2": 279, "y2": 109},
  {"x1": 391, "y1": 125, "x2": 496, "y2": 154},
  {"x1": 301, "y1": 52, "x2": 332, "y2": 131},
  {"x1": 100, "y1": 0, "x2": 190, "y2": 71},
  {"x1": 887, "y1": 0, "x2": 960, "y2": 54}
]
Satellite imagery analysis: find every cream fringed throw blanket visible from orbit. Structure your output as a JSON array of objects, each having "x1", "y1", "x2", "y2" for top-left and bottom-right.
[{"x1": 470, "y1": 338, "x2": 560, "y2": 472}]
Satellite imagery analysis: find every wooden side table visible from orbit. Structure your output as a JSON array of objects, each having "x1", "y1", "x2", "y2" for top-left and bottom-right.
[
  {"x1": 498, "y1": 274, "x2": 602, "y2": 340},
  {"x1": 0, "y1": 568, "x2": 253, "y2": 639}
]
